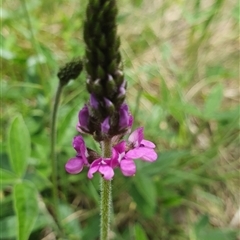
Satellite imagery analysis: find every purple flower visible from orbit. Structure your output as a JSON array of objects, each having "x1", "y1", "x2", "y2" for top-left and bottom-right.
[
  {"x1": 77, "y1": 105, "x2": 90, "y2": 132},
  {"x1": 90, "y1": 94, "x2": 99, "y2": 109},
  {"x1": 114, "y1": 141, "x2": 136, "y2": 176},
  {"x1": 65, "y1": 136, "x2": 89, "y2": 174},
  {"x1": 118, "y1": 104, "x2": 133, "y2": 130},
  {"x1": 87, "y1": 158, "x2": 114, "y2": 180},
  {"x1": 65, "y1": 157, "x2": 85, "y2": 174},
  {"x1": 87, "y1": 149, "x2": 118, "y2": 180},
  {"x1": 126, "y1": 127, "x2": 157, "y2": 162},
  {"x1": 101, "y1": 117, "x2": 110, "y2": 134}
]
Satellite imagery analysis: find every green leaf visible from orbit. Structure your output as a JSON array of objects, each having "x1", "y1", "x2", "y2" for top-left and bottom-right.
[
  {"x1": 0, "y1": 168, "x2": 17, "y2": 184},
  {"x1": 131, "y1": 0, "x2": 143, "y2": 7},
  {"x1": 203, "y1": 84, "x2": 223, "y2": 118},
  {"x1": 13, "y1": 181, "x2": 38, "y2": 240},
  {"x1": 59, "y1": 203, "x2": 82, "y2": 238},
  {"x1": 134, "y1": 223, "x2": 148, "y2": 240},
  {"x1": 8, "y1": 115, "x2": 31, "y2": 177},
  {"x1": 0, "y1": 215, "x2": 17, "y2": 239},
  {"x1": 133, "y1": 174, "x2": 156, "y2": 210},
  {"x1": 142, "y1": 150, "x2": 189, "y2": 176},
  {"x1": 194, "y1": 215, "x2": 209, "y2": 235}
]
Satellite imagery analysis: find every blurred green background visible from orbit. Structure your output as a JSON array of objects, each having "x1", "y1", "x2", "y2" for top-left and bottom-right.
[{"x1": 1, "y1": 0, "x2": 239, "y2": 239}]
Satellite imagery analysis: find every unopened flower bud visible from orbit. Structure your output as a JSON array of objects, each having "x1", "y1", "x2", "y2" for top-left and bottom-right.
[
  {"x1": 101, "y1": 117, "x2": 110, "y2": 134},
  {"x1": 104, "y1": 98, "x2": 115, "y2": 114}
]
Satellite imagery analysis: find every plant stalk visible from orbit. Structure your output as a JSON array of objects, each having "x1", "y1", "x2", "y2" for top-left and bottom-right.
[{"x1": 100, "y1": 139, "x2": 112, "y2": 240}]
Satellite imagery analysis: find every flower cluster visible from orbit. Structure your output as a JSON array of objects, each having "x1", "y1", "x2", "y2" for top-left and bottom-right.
[
  {"x1": 65, "y1": 105, "x2": 157, "y2": 180},
  {"x1": 64, "y1": 0, "x2": 158, "y2": 180}
]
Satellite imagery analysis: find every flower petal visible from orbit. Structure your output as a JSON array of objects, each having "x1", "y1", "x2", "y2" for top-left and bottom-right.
[
  {"x1": 140, "y1": 148, "x2": 158, "y2": 161},
  {"x1": 90, "y1": 94, "x2": 99, "y2": 109},
  {"x1": 114, "y1": 141, "x2": 126, "y2": 154},
  {"x1": 141, "y1": 139, "x2": 156, "y2": 148},
  {"x1": 65, "y1": 157, "x2": 84, "y2": 174},
  {"x1": 101, "y1": 117, "x2": 110, "y2": 134},
  {"x1": 78, "y1": 105, "x2": 89, "y2": 130},
  {"x1": 128, "y1": 127, "x2": 144, "y2": 147},
  {"x1": 99, "y1": 165, "x2": 114, "y2": 180},
  {"x1": 120, "y1": 159, "x2": 136, "y2": 176},
  {"x1": 119, "y1": 106, "x2": 130, "y2": 130},
  {"x1": 87, "y1": 158, "x2": 102, "y2": 179},
  {"x1": 72, "y1": 136, "x2": 89, "y2": 164},
  {"x1": 110, "y1": 148, "x2": 120, "y2": 168},
  {"x1": 126, "y1": 147, "x2": 157, "y2": 162}
]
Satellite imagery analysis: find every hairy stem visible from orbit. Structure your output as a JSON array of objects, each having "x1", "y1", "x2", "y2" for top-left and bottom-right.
[{"x1": 100, "y1": 139, "x2": 112, "y2": 240}]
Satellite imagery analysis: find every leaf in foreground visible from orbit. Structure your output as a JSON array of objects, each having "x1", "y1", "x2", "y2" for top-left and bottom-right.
[
  {"x1": 8, "y1": 115, "x2": 31, "y2": 177},
  {"x1": 14, "y1": 181, "x2": 39, "y2": 240}
]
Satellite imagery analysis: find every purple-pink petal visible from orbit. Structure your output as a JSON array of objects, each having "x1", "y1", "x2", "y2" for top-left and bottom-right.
[
  {"x1": 87, "y1": 158, "x2": 114, "y2": 180},
  {"x1": 128, "y1": 127, "x2": 144, "y2": 147},
  {"x1": 65, "y1": 157, "x2": 84, "y2": 174},
  {"x1": 72, "y1": 136, "x2": 89, "y2": 164},
  {"x1": 141, "y1": 139, "x2": 156, "y2": 148},
  {"x1": 90, "y1": 94, "x2": 99, "y2": 109},
  {"x1": 120, "y1": 159, "x2": 136, "y2": 176},
  {"x1": 119, "y1": 107, "x2": 129, "y2": 130},
  {"x1": 114, "y1": 141, "x2": 126, "y2": 155},
  {"x1": 78, "y1": 105, "x2": 89, "y2": 130},
  {"x1": 101, "y1": 117, "x2": 110, "y2": 134},
  {"x1": 110, "y1": 148, "x2": 120, "y2": 168},
  {"x1": 99, "y1": 164, "x2": 114, "y2": 180},
  {"x1": 126, "y1": 147, "x2": 157, "y2": 162},
  {"x1": 128, "y1": 115, "x2": 134, "y2": 128},
  {"x1": 87, "y1": 158, "x2": 102, "y2": 179}
]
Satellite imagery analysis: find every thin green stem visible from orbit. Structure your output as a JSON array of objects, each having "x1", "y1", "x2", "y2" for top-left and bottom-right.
[
  {"x1": 100, "y1": 139, "x2": 112, "y2": 240},
  {"x1": 50, "y1": 82, "x2": 64, "y2": 234}
]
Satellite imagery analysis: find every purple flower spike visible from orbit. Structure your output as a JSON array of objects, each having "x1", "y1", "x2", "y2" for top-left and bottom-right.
[
  {"x1": 101, "y1": 117, "x2": 110, "y2": 134},
  {"x1": 126, "y1": 127, "x2": 157, "y2": 162},
  {"x1": 90, "y1": 94, "x2": 99, "y2": 109},
  {"x1": 65, "y1": 157, "x2": 85, "y2": 174},
  {"x1": 88, "y1": 158, "x2": 114, "y2": 180},
  {"x1": 78, "y1": 105, "x2": 90, "y2": 132}
]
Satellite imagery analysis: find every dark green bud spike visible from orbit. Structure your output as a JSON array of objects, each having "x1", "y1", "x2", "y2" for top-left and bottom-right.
[
  {"x1": 102, "y1": 1, "x2": 111, "y2": 13},
  {"x1": 106, "y1": 28, "x2": 117, "y2": 46},
  {"x1": 97, "y1": 10, "x2": 104, "y2": 22},
  {"x1": 57, "y1": 59, "x2": 83, "y2": 86},
  {"x1": 85, "y1": 61, "x2": 94, "y2": 77},
  {"x1": 97, "y1": 66, "x2": 105, "y2": 79},
  {"x1": 92, "y1": 79, "x2": 103, "y2": 96},
  {"x1": 86, "y1": 77, "x2": 93, "y2": 93},
  {"x1": 87, "y1": 39, "x2": 95, "y2": 52},
  {"x1": 104, "y1": 98, "x2": 115, "y2": 115},
  {"x1": 97, "y1": 49, "x2": 105, "y2": 63},
  {"x1": 99, "y1": 35, "x2": 107, "y2": 49},
  {"x1": 115, "y1": 36, "x2": 121, "y2": 50},
  {"x1": 106, "y1": 74, "x2": 116, "y2": 97},
  {"x1": 107, "y1": 47, "x2": 115, "y2": 61},
  {"x1": 107, "y1": 60, "x2": 116, "y2": 74},
  {"x1": 108, "y1": 6, "x2": 118, "y2": 20},
  {"x1": 89, "y1": 0, "x2": 99, "y2": 9},
  {"x1": 93, "y1": 22, "x2": 101, "y2": 37},
  {"x1": 116, "y1": 52, "x2": 121, "y2": 65},
  {"x1": 114, "y1": 70, "x2": 124, "y2": 85}
]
